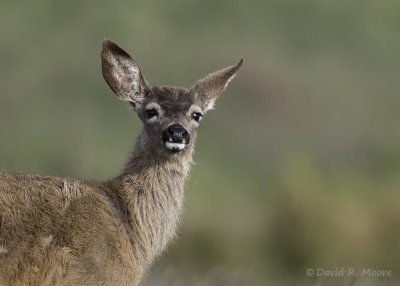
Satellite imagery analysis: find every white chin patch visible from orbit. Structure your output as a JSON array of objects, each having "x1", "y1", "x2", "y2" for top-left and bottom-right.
[{"x1": 165, "y1": 142, "x2": 186, "y2": 152}]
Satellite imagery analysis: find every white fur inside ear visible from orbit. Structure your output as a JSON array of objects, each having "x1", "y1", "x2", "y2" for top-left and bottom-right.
[
  {"x1": 205, "y1": 99, "x2": 216, "y2": 111},
  {"x1": 224, "y1": 74, "x2": 236, "y2": 89},
  {"x1": 111, "y1": 56, "x2": 141, "y2": 99},
  {"x1": 127, "y1": 64, "x2": 141, "y2": 92}
]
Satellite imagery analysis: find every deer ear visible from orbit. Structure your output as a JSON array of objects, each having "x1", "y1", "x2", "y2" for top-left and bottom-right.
[
  {"x1": 192, "y1": 59, "x2": 243, "y2": 112},
  {"x1": 101, "y1": 39, "x2": 150, "y2": 108}
]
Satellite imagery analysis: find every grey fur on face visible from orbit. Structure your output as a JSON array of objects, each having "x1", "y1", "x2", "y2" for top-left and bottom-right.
[{"x1": 101, "y1": 39, "x2": 242, "y2": 155}]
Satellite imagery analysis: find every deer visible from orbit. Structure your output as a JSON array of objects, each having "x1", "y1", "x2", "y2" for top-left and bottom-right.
[{"x1": 0, "y1": 39, "x2": 242, "y2": 286}]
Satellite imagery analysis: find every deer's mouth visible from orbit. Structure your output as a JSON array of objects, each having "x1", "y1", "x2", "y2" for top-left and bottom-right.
[
  {"x1": 164, "y1": 141, "x2": 187, "y2": 153},
  {"x1": 162, "y1": 124, "x2": 190, "y2": 153}
]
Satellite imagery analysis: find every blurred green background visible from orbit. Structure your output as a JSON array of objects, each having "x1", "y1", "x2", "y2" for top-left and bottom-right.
[{"x1": 1, "y1": 1, "x2": 400, "y2": 285}]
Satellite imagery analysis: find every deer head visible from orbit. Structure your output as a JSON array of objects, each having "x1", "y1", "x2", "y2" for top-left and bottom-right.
[{"x1": 101, "y1": 39, "x2": 242, "y2": 155}]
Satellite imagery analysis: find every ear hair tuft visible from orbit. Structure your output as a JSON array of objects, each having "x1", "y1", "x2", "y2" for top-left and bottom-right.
[
  {"x1": 101, "y1": 39, "x2": 150, "y2": 106},
  {"x1": 191, "y1": 60, "x2": 243, "y2": 112}
]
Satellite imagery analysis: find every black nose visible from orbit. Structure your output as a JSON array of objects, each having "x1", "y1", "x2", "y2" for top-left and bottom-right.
[{"x1": 165, "y1": 124, "x2": 190, "y2": 143}]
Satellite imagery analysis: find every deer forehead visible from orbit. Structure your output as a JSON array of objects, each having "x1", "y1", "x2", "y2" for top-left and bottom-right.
[{"x1": 145, "y1": 86, "x2": 201, "y2": 114}]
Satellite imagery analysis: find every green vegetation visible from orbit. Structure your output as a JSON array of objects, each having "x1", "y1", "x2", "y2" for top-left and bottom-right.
[{"x1": 1, "y1": 1, "x2": 399, "y2": 285}]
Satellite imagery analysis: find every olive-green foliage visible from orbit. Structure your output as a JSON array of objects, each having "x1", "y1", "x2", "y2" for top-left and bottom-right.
[{"x1": 1, "y1": 1, "x2": 399, "y2": 285}]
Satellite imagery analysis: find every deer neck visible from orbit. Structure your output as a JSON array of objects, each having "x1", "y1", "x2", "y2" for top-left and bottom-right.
[{"x1": 110, "y1": 129, "x2": 194, "y2": 269}]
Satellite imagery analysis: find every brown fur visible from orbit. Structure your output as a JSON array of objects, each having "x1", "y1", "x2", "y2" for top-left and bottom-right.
[{"x1": 0, "y1": 39, "x2": 242, "y2": 286}]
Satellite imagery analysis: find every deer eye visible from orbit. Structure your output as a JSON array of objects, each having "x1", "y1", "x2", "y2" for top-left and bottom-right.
[
  {"x1": 145, "y1": 108, "x2": 158, "y2": 119},
  {"x1": 191, "y1": 112, "x2": 203, "y2": 122}
]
